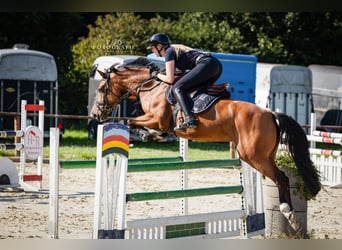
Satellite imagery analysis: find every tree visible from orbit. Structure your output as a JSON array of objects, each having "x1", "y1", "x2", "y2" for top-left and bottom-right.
[
  {"x1": 221, "y1": 12, "x2": 342, "y2": 65},
  {"x1": 69, "y1": 13, "x2": 152, "y2": 82},
  {"x1": 280, "y1": 12, "x2": 342, "y2": 65},
  {"x1": 153, "y1": 12, "x2": 246, "y2": 53}
]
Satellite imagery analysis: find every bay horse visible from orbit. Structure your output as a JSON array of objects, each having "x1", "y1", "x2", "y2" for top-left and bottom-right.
[{"x1": 91, "y1": 57, "x2": 321, "y2": 230}]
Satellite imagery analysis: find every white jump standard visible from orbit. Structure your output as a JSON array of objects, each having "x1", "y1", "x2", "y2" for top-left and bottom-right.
[{"x1": 0, "y1": 100, "x2": 45, "y2": 191}]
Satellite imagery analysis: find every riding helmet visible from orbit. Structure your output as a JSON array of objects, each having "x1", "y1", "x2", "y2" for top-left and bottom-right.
[{"x1": 149, "y1": 33, "x2": 171, "y2": 46}]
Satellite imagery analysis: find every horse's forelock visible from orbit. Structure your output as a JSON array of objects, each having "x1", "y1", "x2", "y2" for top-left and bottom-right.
[{"x1": 108, "y1": 63, "x2": 121, "y2": 73}]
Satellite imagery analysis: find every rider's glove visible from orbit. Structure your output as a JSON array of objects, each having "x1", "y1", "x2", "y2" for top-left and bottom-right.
[{"x1": 151, "y1": 71, "x2": 159, "y2": 79}]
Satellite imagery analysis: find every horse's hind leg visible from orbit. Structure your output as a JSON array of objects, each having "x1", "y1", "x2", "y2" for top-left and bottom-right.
[
  {"x1": 245, "y1": 158, "x2": 301, "y2": 230},
  {"x1": 273, "y1": 167, "x2": 292, "y2": 208},
  {"x1": 236, "y1": 128, "x2": 292, "y2": 208},
  {"x1": 235, "y1": 108, "x2": 300, "y2": 230},
  {"x1": 246, "y1": 158, "x2": 292, "y2": 209}
]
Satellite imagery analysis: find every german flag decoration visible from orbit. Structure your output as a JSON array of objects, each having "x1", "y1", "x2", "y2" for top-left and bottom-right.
[{"x1": 102, "y1": 123, "x2": 130, "y2": 158}]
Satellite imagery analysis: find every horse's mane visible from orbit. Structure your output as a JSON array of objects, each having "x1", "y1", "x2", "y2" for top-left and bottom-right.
[{"x1": 121, "y1": 57, "x2": 160, "y2": 72}]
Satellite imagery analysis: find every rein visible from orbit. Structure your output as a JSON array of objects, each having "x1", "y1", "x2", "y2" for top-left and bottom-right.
[{"x1": 136, "y1": 79, "x2": 163, "y2": 95}]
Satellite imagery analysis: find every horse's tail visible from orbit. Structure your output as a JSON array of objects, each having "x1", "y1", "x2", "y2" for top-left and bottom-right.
[{"x1": 274, "y1": 112, "x2": 321, "y2": 198}]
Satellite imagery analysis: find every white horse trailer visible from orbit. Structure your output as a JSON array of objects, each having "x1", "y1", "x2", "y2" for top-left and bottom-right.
[
  {"x1": 0, "y1": 44, "x2": 62, "y2": 137},
  {"x1": 256, "y1": 63, "x2": 342, "y2": 128},
  {"x1": 268, "y1": 65, "x2": 313, "y2": 126},
  {"x1": 255, "y1": 63, "x2": 281, "y2": 109},
  {"x1": 309, "y1": 64, "x2": 342, "y2": 125}
]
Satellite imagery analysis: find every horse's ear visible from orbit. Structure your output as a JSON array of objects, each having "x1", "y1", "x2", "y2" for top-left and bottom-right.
[{"x1": 97, "y1": 69, "x2": 106, "y2": 79}]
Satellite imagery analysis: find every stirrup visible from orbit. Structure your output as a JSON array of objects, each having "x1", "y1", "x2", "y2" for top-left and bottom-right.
[{"x1": 174, "y1": 117, "x2": 198, "y2": 131}]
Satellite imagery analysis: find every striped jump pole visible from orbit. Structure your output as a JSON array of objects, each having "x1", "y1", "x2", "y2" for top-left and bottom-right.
[
  {"x1": 0, "y1": 143, "x2": 24, "y2": 151},
  {"x1": 312, "y1": 130, "x2": 342, "y2": 139},
  {"x1": 0, "y1": 130, "x2": 25, "y2": 150},
  {"x1": 0, "y1": 131, "x2": 25, "y2": 150},
  {"x1": 309, "y1": 148, "x2": 342, "y2": 157},
  {"x1": 307, "y1": 135, "x2": 342, "y2": 145},
  {"x1": 0, "y1": 130, "x2": 24, "y2": 138},
  {"x1": 308, "y1": 113, "x2": 342, "y2": 187}
]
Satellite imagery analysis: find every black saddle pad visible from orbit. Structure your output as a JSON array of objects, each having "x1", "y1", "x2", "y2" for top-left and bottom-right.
[{"x1": 166, "y1": 86, "x2": 221, "y2": 114}]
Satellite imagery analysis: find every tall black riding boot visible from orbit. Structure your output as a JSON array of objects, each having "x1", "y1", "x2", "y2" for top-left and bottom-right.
[{"x1": 173, "y1": 90, "x2": 198, "y2": 130}]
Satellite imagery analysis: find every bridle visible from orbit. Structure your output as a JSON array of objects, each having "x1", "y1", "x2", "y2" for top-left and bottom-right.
[{"x1": 96, "y1": 71, "x2": 159, "y2": 118}]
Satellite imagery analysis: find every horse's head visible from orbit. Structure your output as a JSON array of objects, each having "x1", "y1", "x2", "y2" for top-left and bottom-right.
[{"x1": 91, "y1": 57, "x2": 160, "y2": 122}]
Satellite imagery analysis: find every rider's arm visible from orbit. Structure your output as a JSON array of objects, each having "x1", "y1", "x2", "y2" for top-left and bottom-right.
[{"x1": 157, "y1": 60, "x2": 175, "y2": 84}]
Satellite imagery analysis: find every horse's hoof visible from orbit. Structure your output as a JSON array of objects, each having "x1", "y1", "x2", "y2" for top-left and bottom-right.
[
  {"x1": 147, "y1": 128, "x2": 162, "y2": 136},
  {"x1": 279, "y1": 203, "x2": 291, "y2": 213},
  {"x1": 279, "y1": 203, "x2": 301, "y2": 231}
]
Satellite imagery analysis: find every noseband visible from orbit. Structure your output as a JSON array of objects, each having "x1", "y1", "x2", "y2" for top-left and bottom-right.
[{"x1": 96, "y1": 72, "x2": 118, "y2": 115}]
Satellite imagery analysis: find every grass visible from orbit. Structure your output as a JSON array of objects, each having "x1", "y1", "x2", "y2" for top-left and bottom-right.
[
  {"x1": 0, "y1": 129, "x2": 232, "y2": 161},
  {"x1": 52, "y1": 130, "x2": 97, "y2": 160},
  {"x1": 53, "y1": 129, "x2": 232, "y2": 161}
]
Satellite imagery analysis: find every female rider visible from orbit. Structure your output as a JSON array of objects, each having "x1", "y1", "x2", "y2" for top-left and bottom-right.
[{"x1": 148, "y1": 33, "x2": 222, "y2": 131}]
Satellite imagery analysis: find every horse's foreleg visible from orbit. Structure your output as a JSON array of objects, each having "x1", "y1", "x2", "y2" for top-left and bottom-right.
[{"x1": 129, "y1": 113, "x2": 166, "y2": 131}]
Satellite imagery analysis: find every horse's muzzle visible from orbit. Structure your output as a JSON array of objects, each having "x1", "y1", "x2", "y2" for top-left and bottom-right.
[
  {"x1": 91, "y1": 101, "x2": 111, "y2": 123},
  {"x1": 92, "y1": 112, "x2": 109, "y2": 123}
]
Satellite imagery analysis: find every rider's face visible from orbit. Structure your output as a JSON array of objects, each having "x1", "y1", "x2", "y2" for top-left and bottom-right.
[{"x1": 151, "y1": 44, "x2": 164, "y2": 57}]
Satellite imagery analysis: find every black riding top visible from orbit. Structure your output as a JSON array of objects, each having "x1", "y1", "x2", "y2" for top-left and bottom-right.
[{"x1": 164, "y1": 44, "x2": 204, "y2": 71}]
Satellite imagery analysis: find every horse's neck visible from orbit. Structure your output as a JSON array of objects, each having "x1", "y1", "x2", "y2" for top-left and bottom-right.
[
  {"x1": 138, "y1": 82, "x2": 169, "y2": 109},
  {"x1": 138, "y1": 82, "x2": 173, "y2": 131}
]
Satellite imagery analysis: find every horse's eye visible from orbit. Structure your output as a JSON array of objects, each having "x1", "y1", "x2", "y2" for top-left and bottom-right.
[{"x1": 98, "y1": 85, "x2": 106, "y2": 93}]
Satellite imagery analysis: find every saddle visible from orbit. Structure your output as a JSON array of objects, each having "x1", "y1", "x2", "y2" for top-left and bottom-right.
[{"x1": 165, "y1": 82, "x2": 231, "y2": 114}]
